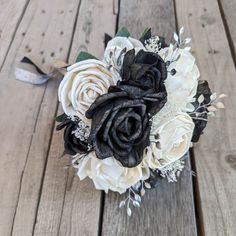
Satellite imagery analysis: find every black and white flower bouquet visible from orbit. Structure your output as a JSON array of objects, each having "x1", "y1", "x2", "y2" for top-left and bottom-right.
[{"x1": 53, "y1": 27, "x2": 225, "y2": 215}]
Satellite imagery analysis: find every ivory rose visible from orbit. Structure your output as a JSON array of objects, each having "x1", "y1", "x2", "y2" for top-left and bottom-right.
[
  {"x1": 144, "y1": 110, "x2": 194, "y2": 169},
  {"x1": 158, "y1": 47, "x2": 200, "y2": 111},
  {"x1": 77, "y1": 152, "x2": 150, "y2": 194},
  {"x1": 58, "y1": 59, "x2": 120, "y2": 124},
  {"x1": 104, "y1": 36, "x2": 145, "y2": 71}
]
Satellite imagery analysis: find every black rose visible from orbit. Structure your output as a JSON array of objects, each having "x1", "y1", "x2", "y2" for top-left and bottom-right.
[
  {"x1": 86, "y1": 91, "x2": 152, "y2": 168},
  {"x1": 119, "y1": 49, "x2": 167, "y2": 115},
  {"x1": 56, "y1": 117, "x2": 90, "y2": 155},
  {"x1": 191, "y1": 80, "x2": 212, "y2": 142}
]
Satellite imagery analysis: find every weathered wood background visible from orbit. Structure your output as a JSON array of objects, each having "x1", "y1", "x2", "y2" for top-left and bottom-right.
[{"x1": 0, "y1": 0, "x2": 235, "y2": 235}]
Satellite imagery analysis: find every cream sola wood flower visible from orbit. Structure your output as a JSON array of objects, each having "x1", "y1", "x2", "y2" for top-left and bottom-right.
[
  {"x1": 143, "y1": 103, "x2": 195, "y2": 169},
  {"x1": 158, "y1": 46, "x2": 200, "y2": 112},
  {"x1": 142, "y1": 34, "x2": 198, "y2": 169},
  {"x1": 103, "y1": 36, "x2": 146, "y2": 71},
  {"x1": 58, "y1": 59, "x2": 121, "y2": 124},
  {"x1": 76, "y1": 151, "x2": 150, "y2": 194}
]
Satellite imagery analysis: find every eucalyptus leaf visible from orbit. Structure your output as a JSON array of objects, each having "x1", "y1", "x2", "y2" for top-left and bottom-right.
[
  {"x1": 198, "y1": 94, "x2": 204, "y2": 104},
  {"x1": 144, "y1": 182, "x2": 151, "y2": 189},
  {"x1": 179, "y1": 26, "x2": 184, "y2": 35},
  {"x1": 185, "y1": 38, "x2": 191, "y2": 44},
  {"x1": 76, "y1": 51, "x2": 98, "y2": 62},
  {"x1": 134, "y1": 194, "x2": 142, "y2": 202},
  {"x1": 210, "y1": 92, "x2": 217, "y2": 101},
  {"x1": 219, "y1": 93, "x2": 227, "y2": 98},
  {"x1": 127, "y1": 207, "x2": 132, "y2": 216},
  {"x1": 139, "y1": 27, "x2": 151, "y2": 44},
  {"x1": 184, "y1": 46, "x2": 191, "y2": 51},
  {"x1": 55, "y1": 113, "x2": 66, "y2": 122},
  {"x1": 173, "y1": 32, "x2": 179, "y2": 42},
  {"x1": 133, "y1": 201, "x2": 140, "y2": 207},
  {"x1": 140, "y1": 188, "x2": 145, "y2": 196},
  {"x1": 115, "y1": 27, "x2": 130, "y2": 37},
  {"x1": 119, "y1": 200, "x2": 126, "y2": 208},
  {"x1": 216, "y1": 102, "x2": 224, "y2": 109},
  {"x1": 207, "y1": 105, "x2": 217, "y2": 112},
  {"x1": 208, "y1": 111, "x2": 215, "y2": 117}
]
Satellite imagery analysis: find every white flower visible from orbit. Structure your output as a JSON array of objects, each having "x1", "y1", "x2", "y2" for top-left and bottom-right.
[
  {"x1": 58, "y1": 59, "x2": 120, "y2": 124},
  {"x1": 104, "y1": 36, "x2": 145, "y2": 71},
  {"x1": 77, "y1": 152, "x2": 150, "y2": 194},
  {"x1": 159, "y1": 47, "x2": 200, "y2": 111},
  {"x1": 144, "y1": 110, "x2": 194, "y2": 169}
]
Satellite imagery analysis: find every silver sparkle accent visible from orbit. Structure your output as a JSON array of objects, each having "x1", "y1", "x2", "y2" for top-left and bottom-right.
[
  {"x1": 144, "y1": 36, "x2": 162, "y2": 53},
  {"x1": 71, "y1": 120, "x2": 90, "y2": 141},
  {"x1": 159, "y1": 160, "x2": 185, "y2": 182}
]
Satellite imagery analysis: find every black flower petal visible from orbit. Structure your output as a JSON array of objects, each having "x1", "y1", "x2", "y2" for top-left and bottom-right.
[
  {"x1": 56, "y1": 117, "x2": 90, "y2": 155},
  {"x1": 191, "y1": 80, "x2": 212, "y2": 142},
  {"x1": 86, "y1": 91, "x2": 151, "y2": 168},
  {"x1": 119, "y1": 50, "x2": 167, "y2": 115}
]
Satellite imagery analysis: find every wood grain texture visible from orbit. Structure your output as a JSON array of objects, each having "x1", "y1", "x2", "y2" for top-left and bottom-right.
[
  {"x1": 0, "y1": 0, "x2": 30, "y2": 67},
  {"x1": 0, "y1": 0, "x2": 81, "y2": 235},
  {"x1": 102, "y1": 158, "x2": 197, "y2": 236},
  {"x1": 34, "y1": 0, "x2": 118, "y2": 235},
  {"x1": 101, "y1": 1, "x2": 197, "y2": 235},
  {"x1": 117, "y1": 0, "x2": 175, "y2": 41},
  {"x1": 219, "y1": 0, "x2": 236, "y2": 61},
  {"x1": 176, "y1": 0, "x2": 236, "y2": 235}
]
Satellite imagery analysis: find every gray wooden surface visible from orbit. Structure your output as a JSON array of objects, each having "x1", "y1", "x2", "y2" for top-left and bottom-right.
[
  {"x1": 176, "y1": 0, "x2": 236, "y2": 235},
  {"x1": 0, "y1": 0, "x2": 235, "y2": 235}
]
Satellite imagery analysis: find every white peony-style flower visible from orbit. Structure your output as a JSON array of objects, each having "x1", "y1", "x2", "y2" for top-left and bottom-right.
[
  {"x1": 104, "y1": 36, "x2": 145, "y2": 71},
  {"x1": 144, "y1": 110, "x2": 194, "y2": 169},
  {"x1": 158, "y1": 47, "x2": 200, "y2": 111},
  {"x1": 77, "y1": 152, "x2": 150, "y2": 194},
  {"x1": 58, "y1": 59, "x2": 120, "y2": 124}
]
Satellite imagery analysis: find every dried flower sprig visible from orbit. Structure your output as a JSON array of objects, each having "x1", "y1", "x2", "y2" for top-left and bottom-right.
[
  {"x1": 189, "y1": 93, "x2": 226, "y2": 122},
  {"x1": 119, "y1": 180, "x2": 151, "y2": 216}
]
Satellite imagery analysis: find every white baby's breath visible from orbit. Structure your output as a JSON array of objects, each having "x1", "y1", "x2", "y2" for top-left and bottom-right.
[{"x1": 159, "y1": 159, "x2": 185, "y2": 182}]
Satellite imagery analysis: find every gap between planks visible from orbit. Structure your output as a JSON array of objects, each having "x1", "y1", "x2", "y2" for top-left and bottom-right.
[
  {"x1": 175, "y1": 0, "x2": 236, "y2": 235},
  {"x1": 33, "y1": 1, "x2": 119, "y2": 236},
  {"x1": 32, "y1": 1, "x2": 83, "y2": 233},
  {"x1": 173, "y1": 2, "x2": 204, "y2": 233},
  {"x1": 217, "y1": 0, "x2": 236, "y2": 66},
  {"x1": 15, "y1": 4, "x2": 83, "y2": 235},
  {"x1": 0, "y1": 0, "x2": 85, "y2": 235},
  {"x1": 0, "y1": 0, "x2": 31, "y2": 71}
]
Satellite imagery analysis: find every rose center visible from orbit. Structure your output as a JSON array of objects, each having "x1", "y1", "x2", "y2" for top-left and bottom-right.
[{"x1": 87, "y1": 89, "x2": 97, "y2": 99}]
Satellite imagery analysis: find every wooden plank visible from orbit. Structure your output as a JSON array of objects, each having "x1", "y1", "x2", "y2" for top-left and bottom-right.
[
  {"x1": 102, "y1": 158, "x2": 197, "y2": 236},
  {"x1": 101, "y1": 1, "x2": 197, "y2": 235},
  {"x1": 0, "y1": 0, "x2": 82, "y2": 235},
  {"x1": 33, "y1": 0, "x2": 118, "y2": 235},
  {"x1": 0, "y1": 0, "x2": 30, "y2": 67},
  {"x1": 219, "y1": 0, "x2": 236, "y2": 62},
  {"x1": 175, "y1": 0, "x2": 236, "y2": 235}
]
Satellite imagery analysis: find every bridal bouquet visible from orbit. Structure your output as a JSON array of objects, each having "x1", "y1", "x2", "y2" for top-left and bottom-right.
[{"x1": 52, "y1": 27, "x2": 224, "y2": 215}]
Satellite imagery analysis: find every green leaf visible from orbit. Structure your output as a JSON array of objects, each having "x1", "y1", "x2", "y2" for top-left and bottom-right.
[
  {"x1": 76, "y1": 51, "x2": 98, "y2": 62},
  {"x1": 55, "y1": 113, "x2": 66, "y2": 122},
  {"x1": 140, "y1": 27, "x2": 150, "y2": 37},
  {"x1": 115, "y1": 27, "x2": 130, "y2": 37},
  {"x1": 139, "y1": 27, "x2": 151, "y2": 44}
]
